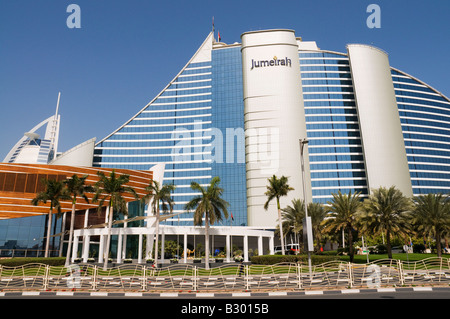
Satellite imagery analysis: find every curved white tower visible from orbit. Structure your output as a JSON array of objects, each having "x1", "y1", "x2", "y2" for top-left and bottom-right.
[
  {"x1": 241, "y1": 29, "x2": 311, "y2": 227},
  {"x1": 347, "y1": 44, "x2": 413, "y2": 197}
]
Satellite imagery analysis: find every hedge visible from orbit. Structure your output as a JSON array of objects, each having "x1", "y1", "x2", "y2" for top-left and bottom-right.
[
  {"x1": 1, "y1": 256, "x2": 340, "y2": 267},
  {"x1": 0, "y1": 257, "x2": 66, "y2": 267},
  {"x1": 250, "y1": 254, "x2": 341, "y2": 265}
]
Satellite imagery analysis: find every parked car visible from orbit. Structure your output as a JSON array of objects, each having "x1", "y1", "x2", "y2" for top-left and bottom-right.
[{"x1": 274, "y1": 244, "x2": 300, "y2": 255}]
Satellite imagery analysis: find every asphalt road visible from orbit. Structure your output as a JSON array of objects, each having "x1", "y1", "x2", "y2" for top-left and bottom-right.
[
  {"x1": 1, "y1": 289, "x2": 447, "y2": 318},
  {"x1": 1, "y1": 287, "x2": 449, "y2": 299}
]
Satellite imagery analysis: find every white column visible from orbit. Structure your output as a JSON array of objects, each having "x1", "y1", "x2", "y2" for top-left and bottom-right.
[
  {"x1": 269, "y1": 235, "x2": 274, "y2": 255},
  {"x1": 258, "y1": 236, "x2": 263, "y2": 256},
  {"x1": 138, "y1": 234, "x2": 143, "y2": 263},
  {"x1": 123, "y1": 213, "x2": 128, "y2": 260},
  {"x1": 72, "y1": 235, "x2": 79, "y2": 262},
  {"x1": 183, "y1": 233, "x2": 188, "y2": 263},
  {"x1": 98, "y1": 234, "x2": 104, "y2": 263},
  {"x1": 102, "y1": 208, "x2": 109, "y2": 263},
  {"x1": 161, "y1": 229, "x2": 165, "y2": 263},
  {"x1": 122, "y1": 234, "x2": 127, "y2": 260},
  {"x1": 244, "y1": 235, "x2": 249, "y2": 262},
  {"x1": 59, "y1": 212, "x2": 67, "y2": 257},
  {"x1": 82, "y1": 235, "x2": 90, "y2": 262},
  {"x1": 146, "y1": 234, "x2": 154, "y2": 260},
  {"x1": 77, "y1": 210, "x2": 90, "y2": 262},
  {"x1": 226, "y1": 234, "x2": 231, "y2": 262},
  {"x1": 117, "y1": 231, "x2": 123, "y2": 263}
]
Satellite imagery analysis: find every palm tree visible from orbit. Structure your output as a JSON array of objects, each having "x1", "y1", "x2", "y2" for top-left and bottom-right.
[
  {"x1": 411, "y1": 193, "x2": 450, "y2": 257},
  {"x1": 281, "y1": 199, "x2": 326, "y2": 252},
  {"x1": 323, "y1": 190, "x2": 362, "y2": 262},
  {"x1": 264, "y1": 175, "x2": 293, "y2": 255},
  {"x1": 308, "y1": 202, "x2": 327, "y2": 251},
  {"x1": 31, "y1": 178, "x2": 71, "y2": 258},
  {"x1": 141, "y1": 180, "x2": 175, "y2": 267},
  {"x1": 63, "y1": 174, "x2": 94, "y2": 266},
  {"x1": 93, "y1": 170, "x2": 138, "y2": 270},
  {"x1": 359, "y1": 186, "x2": 412, "y2": 259},
  {"x1": 280, "y1": 199, "x2": 304, "y2": 246},
  {"x1": 185, "y1": 177, "x2": 229, "y2": 269}
]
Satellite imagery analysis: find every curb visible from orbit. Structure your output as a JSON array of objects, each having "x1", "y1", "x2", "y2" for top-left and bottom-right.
[{"x1": 1, "y1": 286, "x2": 449, "y2": 298}]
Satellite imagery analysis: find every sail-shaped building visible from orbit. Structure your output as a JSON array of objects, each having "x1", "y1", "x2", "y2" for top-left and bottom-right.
[
  {"x1": 3, "y1": 93, "x2": 61, "y2": 165},
  {"x1": 92, "y1": 29, "x2": 450, "y2": 228},
  {"x1": 1, "y1": 28, "x2": 449, "y2": 260}
]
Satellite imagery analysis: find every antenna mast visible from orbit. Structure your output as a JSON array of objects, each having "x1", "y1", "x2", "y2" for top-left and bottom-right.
[{"x1": 50, "y1": 92, "x2": 61, "y2": 161}]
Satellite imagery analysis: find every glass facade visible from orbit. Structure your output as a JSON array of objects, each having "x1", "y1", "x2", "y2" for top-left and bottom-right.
[
  {"x1": 298, "y1": 50, "x2": 450, "y2": 202},
  {"x1": 91, "y1": 37, "x2": 450, "y2": 219},
  {"x1": 299, "y1": 51, "x2": 369, "y2": 204},
  {"x1": 211, "y1": 46, "x2": 247, "y2": 226},
  {"x1": 2, "y1": 31, "x2": 450, "y2": 246},
  {"x1": 392, "y1": 69, "x2": 450, "y2": 195},
  {"x1": 93, "y1": 54, "x2": 214, "y2": 226},
  {"x1": 93, "y1": 42, "x2": 248, "y2": 227},
  {"x1": 0, "y1": 214, "x2": 61, "y2": 256}
]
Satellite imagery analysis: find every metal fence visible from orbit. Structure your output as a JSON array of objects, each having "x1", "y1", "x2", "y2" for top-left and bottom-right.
[{"x1": 0, "y1": 257, "x2": 449, "y2": 292}]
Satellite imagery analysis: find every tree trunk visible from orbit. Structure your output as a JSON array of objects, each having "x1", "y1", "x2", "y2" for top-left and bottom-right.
[
  {"x1": 45, "y1": 207, "x2": 53, "y2": 258},
  {"x1": 386, "y1": 229, "x2": 392, "y2": 259},
  {"x1": 204, "y1": 214, "x2": 210, "y2": 270},
  {"x1": 348, "y1": 226, "x2": 354, "y2": 263},
  {"x1": 103, "y1": 205, "x2": 113, "y2": 270},
  {"x1": 277, "y1": 198, "x2": 285, "y2": 255},
  {"x1": 436, "y1": 229, "x2": 442, "y2": 258},
  {"x1": 65, "y1": 202, "x2": 76, "y2": 266}
]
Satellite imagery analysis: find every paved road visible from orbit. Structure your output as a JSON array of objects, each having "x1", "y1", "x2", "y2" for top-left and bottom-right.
[{"x1": 1, "y1": 286, "x2": 449, "y2": 299}]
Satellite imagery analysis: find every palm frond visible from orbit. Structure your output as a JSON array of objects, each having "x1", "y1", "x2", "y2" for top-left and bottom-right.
[
  {"x1": 264, "y1": 175, "x2": 293, "y2": 210},
  {"x1": 184, "y1": 177, "x2": 229, "y2": 227}
]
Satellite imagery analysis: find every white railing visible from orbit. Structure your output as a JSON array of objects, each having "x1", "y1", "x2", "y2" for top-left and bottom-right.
[{"x1": 0, "y1": 258, "x2": 449, "y2": 292}]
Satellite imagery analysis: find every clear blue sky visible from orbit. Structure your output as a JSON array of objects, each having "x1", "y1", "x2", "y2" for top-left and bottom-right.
[{"x1": 1, "y1": 0, "x2": 449, "y2": 159}]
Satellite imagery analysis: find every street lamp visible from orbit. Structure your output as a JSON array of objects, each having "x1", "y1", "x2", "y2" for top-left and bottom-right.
[
  {"x1": 299, "y1": 138, "x2": 309, "y2": 217},
  {"x1": 299, "y1": 138, "x2": 313, "y2": 275}
]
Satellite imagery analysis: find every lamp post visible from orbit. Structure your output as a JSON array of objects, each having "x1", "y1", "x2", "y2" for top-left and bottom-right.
[
  {"x1": 300, "y1": 138, "x2": 309, "y2": 215},
  {"x1": 299, "y1": 138, "x2": 313, "y2": 275}
]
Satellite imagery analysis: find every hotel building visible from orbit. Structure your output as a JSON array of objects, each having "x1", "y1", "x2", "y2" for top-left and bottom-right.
[{"x1": 1, "y1": 29, "x2": 449, "y2": 261}]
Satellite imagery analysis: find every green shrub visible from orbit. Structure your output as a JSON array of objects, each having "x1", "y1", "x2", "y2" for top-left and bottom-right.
[
  {"x1": 0, "y1": 257, "x2": 66, "y2": 267},
  {"x1": 413, "y1": 243, "x2": 426, "y2": 253},
  {"x1": 250, "y1": 254, "x2": 340, "y2": 265},
  {"x1": 318, "y1": 250, "x2": 339, "y2": 256},
  {"x1": 375, "y1": 244, "x2": 387, "y2": 254}
]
